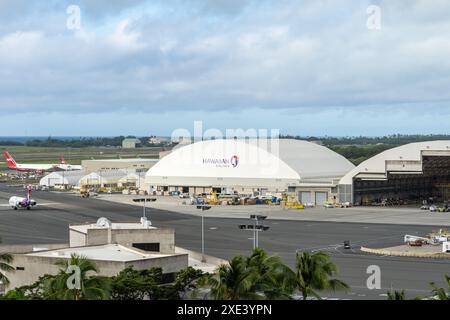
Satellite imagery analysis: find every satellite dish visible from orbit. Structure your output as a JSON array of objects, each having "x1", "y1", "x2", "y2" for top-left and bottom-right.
[
  {"x1": 140, "y1": 216, "x2": 152, "y2": 228},
  {"x1": 96, "y1": 217, "x2": 112, "y2": 228}
]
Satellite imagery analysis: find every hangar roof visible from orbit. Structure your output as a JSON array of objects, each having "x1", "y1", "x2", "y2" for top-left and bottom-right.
[
  {"x1": 39, "y1": 170, "x2": 87, "y2": 186},
  {"x1": 146, "y1": 139, "x2": 300, "y2": 181},
  {"x1": 339, "y1": 140, "x2": 450, "y2": 184},
  {"x1": 260, "y1": 139, "x2": 355, "y2": 179},
  {"x1": 145, "y1": 139, "x2": 355, "y2": 186}
]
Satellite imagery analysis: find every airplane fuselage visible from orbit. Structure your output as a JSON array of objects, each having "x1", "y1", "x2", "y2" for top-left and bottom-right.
[
  {"x1": 3, "y1": 151, "x2": 82, "y2": 173},
  {"x1": 11, "y1": 163, "x2": 82, "y2": 172},
  {"x1": 9, "y1": 196, "x2": 37, "y2": 210}
]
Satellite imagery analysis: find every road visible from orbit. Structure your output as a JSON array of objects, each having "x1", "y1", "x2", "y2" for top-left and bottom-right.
[{"x1": 1, "y1": 184, "x2": 449, "y2": 299}]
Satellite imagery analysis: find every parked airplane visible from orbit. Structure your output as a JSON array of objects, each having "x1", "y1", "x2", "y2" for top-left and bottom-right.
[{"x1": 3, "y1": 151, "x2": 82, "y2": 172}]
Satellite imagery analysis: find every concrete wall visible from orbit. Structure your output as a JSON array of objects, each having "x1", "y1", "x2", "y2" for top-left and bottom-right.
[
  {"x1": 69, "y1": 230, "x2": 87, "y2": 247},
  {"x1": 4, "y1": 253, "x2": 188, "y2": 290},
  {"x1": 86, "y1": 229, "x2": 110, "y2": 246},
  {"x1": 175, "y1": 247, "x2": 228, "y2": 266},
  {"x1": 125, "y1": 254, "x2": 188, "y2": 274},
  {"x1": 110, "y1": 228, "x2": 175, "y2": 253},
  {"x1": 70, "y1": 227, "x2": 176, "y2": 253},
  {"x1": 0, "y1": 243, "x2": 68, "y2": 254},
  {"x1": 5, "y1": 254, "x2": 63, "y2": 290}
]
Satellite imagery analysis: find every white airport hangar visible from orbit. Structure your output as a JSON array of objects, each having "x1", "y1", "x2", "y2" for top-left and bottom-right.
[
  {"x1": 145, "y1": 139, "x2": 355, "y2": 205},
  {"x1": 338, "y1": 141, "x2": 450, "y2": 205}
]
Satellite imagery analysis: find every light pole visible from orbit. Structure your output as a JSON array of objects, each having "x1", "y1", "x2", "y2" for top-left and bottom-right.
[
  {"x1": 239, "y1": 215, "x2": 269, "y2": 250},
  {"x1": 196, "y1": 204, "x2": 211, "y2": 262},
  {"x1": 133, "y1": 197, "x2": 157, "y2": 219}
]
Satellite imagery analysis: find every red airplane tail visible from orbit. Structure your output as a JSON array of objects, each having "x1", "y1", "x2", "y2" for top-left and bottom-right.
[
  {"x1": 3, "y1": 151, "x2": 17, "y2": 169},
  {"x1": 60, "y1": 155, "x2": 66, "y2": 164}
]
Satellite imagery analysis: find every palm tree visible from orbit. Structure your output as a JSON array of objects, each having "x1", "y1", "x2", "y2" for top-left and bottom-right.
[
  {"x1": 245, "y1": 248, "x2": 295, "y2": 299},
  {"x1": 0, "y1": 238, "x2": 14, "y2": 288},
  {"x1": 387, "y1": 290, "x2": 406, "y2": 300},
  {"x1": 430, "y1": 274, "x2": 450, "y2": 300},
  {"x1": 209, "y1": 256, "x2": 260, "y2": 300},
  {"x1": 46, "y1": 254, "x2": 111, "y2": 300},
  {"x1": 294, "y1": 251, "x2": 349, "y2": 300}
]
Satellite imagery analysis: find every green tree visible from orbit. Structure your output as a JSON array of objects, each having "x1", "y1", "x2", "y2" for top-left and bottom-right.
[
  {"x1": 209, "y1": 255, "x2": 260, "y2": 300},
  {"x1": 0, "y1": 288, "x2": 28, "y2": 300},
  {"x1": 45, "y1": 254, "x2": 111, "y2": 300},
  {"x1": 387, "y1": 290, "x2": 406, "y2": 300},
  {"x1": 244, "y1": 248, "x2": 295, "y2": 300},
  {"x1": 111, "y1": 267, "x2": 164, "y2": 300},
  {"x1": 170, "y1": 267, "x2": 206, "y2": 299},
  {"x1": 208, "y1": 249, "x2": 295, "y2": 300},
  {"x1": 430, "y1": 275, "x2": 450, "y2": 300},
  {"x1": 294, "y1": 251, "x2": 349, "y2": 300},
  {"x1": 0, "y1": 243, "x2": 14, "y2": 287}
]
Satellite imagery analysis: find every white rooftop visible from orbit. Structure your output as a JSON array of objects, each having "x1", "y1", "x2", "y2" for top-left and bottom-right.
[
  {"x1": 340, "y1": 140, "x2": 450, "y2": 184},
  {"x1": 26, "y1": 244, "x2": 169, "y2": 262},
  {"x1": 70, "y1": 222, "x2": 156, "y2": 234}
]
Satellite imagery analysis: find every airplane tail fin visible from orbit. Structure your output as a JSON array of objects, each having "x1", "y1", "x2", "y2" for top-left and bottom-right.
[
  {"x1": 3, "y1": 151, "x2": 17, "y2": 169},
  {"x1": 60, "y1": 155, "x2": 66, "y2": 164},
  {"x1": 26, "y1": 184, "x2": 32, "y2": 200}
]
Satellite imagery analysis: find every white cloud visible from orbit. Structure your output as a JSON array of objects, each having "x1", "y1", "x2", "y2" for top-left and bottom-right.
[
  {"x1": 0, "y1": 0, "x2": 448, "y2": 126},
  {"x1": 108, "y1": 18, "x2": 145, "y2": 52},
  {"x1": 0, "y1": 31, "x2": 44, "y2": 64}
]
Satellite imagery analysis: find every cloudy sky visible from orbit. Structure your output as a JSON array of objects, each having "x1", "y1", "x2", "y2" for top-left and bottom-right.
[{"x1": 0, "y1": 0, "x2": 449, "y2": 137}]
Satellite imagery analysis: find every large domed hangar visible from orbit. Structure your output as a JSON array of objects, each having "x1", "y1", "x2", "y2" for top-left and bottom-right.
[
  {"x1": 144, "y1": 139, "x2": 355, "y2": 205},
  {"x1": 338, "y1": 141, "x2": 450, "y2": 205}
]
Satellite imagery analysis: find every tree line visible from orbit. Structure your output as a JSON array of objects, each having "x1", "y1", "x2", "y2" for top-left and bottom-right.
[
  {"x1": 280, "y1": 134, "x2": 450, "y2": 146},
  {"x1": 0, "y1": 136, "x2": 172, "y2": 148}
]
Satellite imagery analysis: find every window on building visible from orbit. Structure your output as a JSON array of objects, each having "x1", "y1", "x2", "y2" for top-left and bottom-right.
[{"x1": 133, "y1": 243, "x2": 160, "y2": 252}]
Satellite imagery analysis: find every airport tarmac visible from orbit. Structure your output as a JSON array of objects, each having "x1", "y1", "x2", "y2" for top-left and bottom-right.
[
  {"x1": 1, "y1": 184, "x2": 450, "y2": 300},
  {"x1": 99, "y1": 194, "x2": 450, "y2": 226}
]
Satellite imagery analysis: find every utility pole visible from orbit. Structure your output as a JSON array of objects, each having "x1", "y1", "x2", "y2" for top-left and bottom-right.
[
  {"x1": 196, "y1": 204, "x2": 211, "y2": 262},
  {"x1": 133, "y1": 197, "x2": 157, "y2": 220},
  {"x1": 239, "y1": 215, "x2": 270, "y2": 250}
]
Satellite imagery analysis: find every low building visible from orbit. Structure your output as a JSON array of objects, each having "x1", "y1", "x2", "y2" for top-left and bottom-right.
[
  {"x1": 81, "y1": 158, "x2": 158, "y2": 173},
  {"x1": 122, "y1": 138, "x2": 141, "y2": 149},
  {"x1": 118, "y1": 171, "x2": 146, "y2": 189},
  {"x1": 3, "y1": 218, "x2": 189, "y2": 290},
  {"x1": 148, "y1": 136, "x2": 170, "y2": 145},
  {"x1": 78, "y1": 170, "x2": 128, "y2": 189},
  {"x1": 39, "y1": 170, "x2": 87, "y2": 188}
]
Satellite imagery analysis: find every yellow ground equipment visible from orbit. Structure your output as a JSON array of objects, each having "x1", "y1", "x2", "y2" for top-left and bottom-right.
[
  {"x1": 206, "y1": 191, "x2": 219, "y2": 205},
  {"x1": 80, "y1": 183, "x2": 90, "y2": 198},
  {"x1": 282, "y1": 192, "x2": 305, "y2": 209}
]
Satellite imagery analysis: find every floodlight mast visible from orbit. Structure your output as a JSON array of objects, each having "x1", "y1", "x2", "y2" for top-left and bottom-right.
[
  {"x1": 239, "y1": 215, "x2": 269, "y2": 250},
  {"x1": 196, "y1": 204, "x2": 211, "y2": 263},
  {"x1": 133, "y1": 198, "x2": 157, "y2": 219}
]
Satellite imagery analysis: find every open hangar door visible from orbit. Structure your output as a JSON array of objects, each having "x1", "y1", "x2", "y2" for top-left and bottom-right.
[{"x1": 353, "y1": 156, "x2": 450, "y2": 206}]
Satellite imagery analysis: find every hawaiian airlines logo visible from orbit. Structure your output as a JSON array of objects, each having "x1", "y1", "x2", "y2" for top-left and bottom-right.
[
  {"x1": 202, "y1": 155, "x2": 239, "y2": 168},
  {"x1": 230, "y1": 155, "x2": 239, "y2": 168}
]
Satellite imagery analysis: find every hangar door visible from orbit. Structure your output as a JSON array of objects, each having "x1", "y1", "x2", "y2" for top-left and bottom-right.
[
  {"x1": 299, "y1": 192, "x2": 312, "y2": 204},
  {"x1": 315, "y1": 192, "x2": 328, "y2": 205}
]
